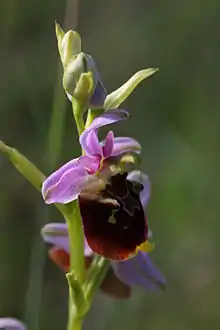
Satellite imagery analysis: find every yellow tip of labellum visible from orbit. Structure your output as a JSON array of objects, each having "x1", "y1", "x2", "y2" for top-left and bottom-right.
[{"x1": 136, "y1": 240, "x2": 155, "y2": 254}]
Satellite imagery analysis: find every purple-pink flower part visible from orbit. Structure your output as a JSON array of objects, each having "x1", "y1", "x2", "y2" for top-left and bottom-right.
[
  {"x1": 41, "y1": 222, "x2": 166, "y2": 292},
  {"x1": 42, "y1": 109, "x2": 141, "y2": 205}
]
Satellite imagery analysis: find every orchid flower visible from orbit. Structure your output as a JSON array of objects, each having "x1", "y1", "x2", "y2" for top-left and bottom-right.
[
  {"x1": 42, "y1": 223, "x2": 131, "y2": 299},
  {"x1": 42, "y1": 109, "x2": 140, "y2": 205},
  {"x1": 42, "y1": 170, "x2": 166, "y2": 294},
  {"x1": 42, "y1": 110, "x2": 154, "y2": 261},
  {"x1": 42, "y1": 223, "x2": 166, "y2": 297}
]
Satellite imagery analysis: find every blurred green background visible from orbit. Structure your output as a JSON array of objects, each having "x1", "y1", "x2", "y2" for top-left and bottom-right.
[{"x1": 1, "y1": 0, "x2": 220, "y2": 329}]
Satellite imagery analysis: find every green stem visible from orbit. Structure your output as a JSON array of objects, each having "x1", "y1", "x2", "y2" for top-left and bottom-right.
[
  {"x1": 65, "y1": 200, "x2": 85, "y2": 285},
  {"x1": 67, "y1": 308, "x2": 81, "y2": 330},
  {"x1": 84, "y1": 255, "x2": 101, "y2": 285},
  {"x1": 66, "y1": 101, "x2": 104, "y2": 330},
  {"x1": 84, "y1": 256, "x2": 109, "y2": 303},
  {"x1": 72, "y1": 100, "x2": 85, "y2": 136},
  {"x1": 65, "y1": 201, "x2": 85, "y2": 330},
  {"x1": 66, "y1": 275, "x2": 83, "y2": 330},
  {"x1": 85, "y1": 108, "x2": 104, "y2": 129}
]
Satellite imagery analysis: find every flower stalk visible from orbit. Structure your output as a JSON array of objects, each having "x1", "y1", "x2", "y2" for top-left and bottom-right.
[
  {"x1": 84, "y1": 256, "x2": 109, "y2": 303},
  {"x1": 67, "y1": 314, "x2": 81, "y2": 330},
  {"x1": 66, "y1": 98, "x2": 108, "y2": 329},
  {"x1": 65, "y1": 204, "x2": 86, "y2": 330},
  {"x1": 66, "y1": 100, "x2": 86, "y2": 330},
  {"x1": 65, "y1": 201, "x2": 85, "y2": 285},
  {"x1": 66, "y1": 271, "x2": 88, "y2": 330},
  {"x1": 72, "y1": 99, "x2": 85, "y2": 136}
]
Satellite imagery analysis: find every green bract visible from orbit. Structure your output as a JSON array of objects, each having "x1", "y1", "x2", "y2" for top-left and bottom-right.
[
  {"x1": 66, "y1": 271, "x2": 89, "y2": 318},
  {"x1": 0, "y1": 140, "x2": 68, "y2": 215},
  {"x1": 105, "y1": 68, "x2": 158, "y2": 110},
  {"x1": 0, "y1": 140, "x2": 45, "y2": 191}
]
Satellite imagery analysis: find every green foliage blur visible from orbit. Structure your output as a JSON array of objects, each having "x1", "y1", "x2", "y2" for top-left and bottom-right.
[{"x1": 1, "y1": 1, "x2": 220, "y2": 329}]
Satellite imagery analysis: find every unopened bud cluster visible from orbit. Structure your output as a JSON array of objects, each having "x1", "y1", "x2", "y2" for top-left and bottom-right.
[{"x1": 56, "y1": 23, "x2": 107, "y2": 109}]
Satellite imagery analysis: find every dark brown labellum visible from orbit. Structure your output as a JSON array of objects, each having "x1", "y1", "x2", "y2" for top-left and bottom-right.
[{"x1": 79, "y1": 172, "x2": 148, "y2": 261}]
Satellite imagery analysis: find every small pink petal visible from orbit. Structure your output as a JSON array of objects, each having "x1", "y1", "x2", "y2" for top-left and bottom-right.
[
  {"x1": 86, "y1": 109, "x2": 129, "y2": 132},
  {"x1": 85, "y1": 130, "x2": 102, "y2": 156},
  {"x1": 80, "y1": 109, "x2": 129, "y2": 155},
  {"x1": 111, "y1": 137, "x2": 141, "y2": 156},
  {"x1": 102, "y1": 131, "x2": 114, "y2": 157}
]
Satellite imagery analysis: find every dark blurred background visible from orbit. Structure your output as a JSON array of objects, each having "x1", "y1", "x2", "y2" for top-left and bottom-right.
[{"x1": 1, "y1": 0, "x2": 220, "y2": 329}]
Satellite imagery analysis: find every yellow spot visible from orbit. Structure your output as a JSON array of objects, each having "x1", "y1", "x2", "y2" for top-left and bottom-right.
[
  {"x1": 98, "y1": 157, "x2": 105, "y2": 171},
  {"x1": 108, "y1": 214, "x2": 116, "y2": 224},
  {"x1": 136, "y1": 240, "x2": 155, "y2": 253},
  {"x1": 108, "y1": 209, "x2": 117, "y2": 224}
]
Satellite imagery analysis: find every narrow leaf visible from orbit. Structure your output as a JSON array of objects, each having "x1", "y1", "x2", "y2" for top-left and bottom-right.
[
  {"x1": 105, "y1": 68, "x2": 158, "y2": 110},
  {"x1": 0, "y1": 140, "x2": 45, "y2": 191},
  {"x1": 0, "y1": 140, "x2": 67, "y2": 215}
]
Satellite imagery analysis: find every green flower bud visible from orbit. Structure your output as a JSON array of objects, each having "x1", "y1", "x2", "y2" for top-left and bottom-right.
[
  {"x1": 63, "y1": 52, "x2": 107, "y2": 109},
  {"x1": 63, "y1": 53, "x2": 94, "y2": 104},
  {"x1": 63, "y1": 53, "x2": 87, "y2": 95},
  {"x1": 55, "y1": 22, "x2": 81, "y2": 68},
  {"x1": 56, "y1": 23, "x2": 107, "y2": 109}
]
